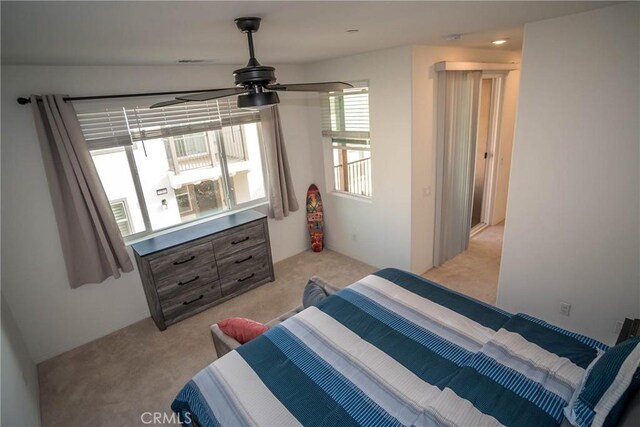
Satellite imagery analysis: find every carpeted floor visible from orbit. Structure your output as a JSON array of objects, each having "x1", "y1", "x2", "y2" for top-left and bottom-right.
[
  {"x1": 423, "y1": 223, "x2": 504, "y2": 305},
  {"x1": 38, "y1": 226, "x2": 504, "y2": 426},
  {"x1": 38, "y1": 249, "x2": 376, "y2": 427}
]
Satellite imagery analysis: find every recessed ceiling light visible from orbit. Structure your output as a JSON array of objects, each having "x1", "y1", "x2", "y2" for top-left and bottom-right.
[
  {"x1": 492, "y1": 39, "x2": 508, "y2": 45},
  {"x1": 346, "y1": 29, "x2": 359, "y2": 33}
]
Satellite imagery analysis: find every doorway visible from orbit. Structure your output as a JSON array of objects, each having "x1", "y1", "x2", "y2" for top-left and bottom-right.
[
  {"x1": 434, "y1": 66, "x2": 511, "y2": 266},
  {"x1": 471, "y1": 79, "x2": 492, "y2": 228},
  {"x1": 470, "y1": 74, "x2": 503, "y2": 237}
]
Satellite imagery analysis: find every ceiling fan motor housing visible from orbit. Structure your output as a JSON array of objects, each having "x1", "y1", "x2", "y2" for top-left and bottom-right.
[
  {"x1": 233, "y1": 65, "x2": 277, "y2": 87},
  {"x1": 233, "y1": 65, "x2": 279, "y2": 108}
]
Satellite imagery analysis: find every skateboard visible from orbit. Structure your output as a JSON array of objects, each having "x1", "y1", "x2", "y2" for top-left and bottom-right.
[{"x1": 306, "y1": 184, "x2": 324, "y2": 252}]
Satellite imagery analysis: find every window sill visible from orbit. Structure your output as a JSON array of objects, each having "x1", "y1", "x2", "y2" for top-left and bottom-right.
[
  {"x1": 124, "y1": 201, "x2": 269, "y2": 246},
  {"x1": 329, "y1": 190, "x2": 372, "y2": 203}
]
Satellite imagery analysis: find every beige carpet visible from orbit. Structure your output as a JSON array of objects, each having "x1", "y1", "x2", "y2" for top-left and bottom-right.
[
  {"x1": 423, "y1": 223, "x2": 504, "y2": 305},
  {"x1": 38, "y1": 249, "x2": 376, "y2": 427}
]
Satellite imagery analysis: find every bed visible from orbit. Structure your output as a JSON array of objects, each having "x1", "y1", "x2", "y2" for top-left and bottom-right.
[{"x1": 171, "y1": 268, "x2": 635, "y2": 427}]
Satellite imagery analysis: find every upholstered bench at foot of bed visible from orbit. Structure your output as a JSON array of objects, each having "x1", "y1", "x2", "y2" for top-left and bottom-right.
[
  {"x1": 210, "y1": 305, "x2": 304, "y2": 358},
  {"x1": 210, "y1": 276, "x2": 340, "y2": 358}
]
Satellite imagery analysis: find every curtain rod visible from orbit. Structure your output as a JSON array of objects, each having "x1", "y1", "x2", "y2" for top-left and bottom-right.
[{"x1": 16, "y1": 88, "x2": 218, "y2": 105}]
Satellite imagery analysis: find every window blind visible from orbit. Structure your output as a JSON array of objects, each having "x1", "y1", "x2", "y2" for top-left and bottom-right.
[
  {"x1": 77, "y1": 108, "x2": 132, "y2": 150},
  {"x1": 77, "y1": 96, "x2": 260, "y2": 150},
  {"x1": 321, "y1": 86, "x2": 370, "y2": 145}
]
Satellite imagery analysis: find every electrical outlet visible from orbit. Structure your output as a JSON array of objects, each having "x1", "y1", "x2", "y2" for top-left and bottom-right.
[
  {"x1": 560, "y1": 303, "x2": 571, "y2": 317},
  {"x1": 614, "y1": 321, "x2": 624, "y2": 335}
]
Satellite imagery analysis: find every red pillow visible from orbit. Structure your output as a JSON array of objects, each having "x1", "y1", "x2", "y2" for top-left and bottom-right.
[{"x1": 217, "y1": 317, "x2": 268, "y2": 344}]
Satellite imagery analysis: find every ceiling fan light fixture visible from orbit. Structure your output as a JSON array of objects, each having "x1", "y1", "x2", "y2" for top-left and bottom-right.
[{"x1": 237, "y1": 91, "x2": 279, "y2": 110}]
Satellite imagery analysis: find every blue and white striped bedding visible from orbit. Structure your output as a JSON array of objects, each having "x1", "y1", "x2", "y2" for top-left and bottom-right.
[{"x1": 172, "y1": 268, "x2": 607, "y2": 427}]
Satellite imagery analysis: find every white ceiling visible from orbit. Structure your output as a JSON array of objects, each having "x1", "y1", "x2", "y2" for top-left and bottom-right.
[{"x1": 1, "y1": 1, "x2": 617, "y2": 66}]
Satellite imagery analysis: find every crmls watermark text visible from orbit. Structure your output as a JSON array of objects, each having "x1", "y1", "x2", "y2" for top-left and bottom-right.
[{"x1": 140, "y1": 412, "x2": 191, "y2": 425}]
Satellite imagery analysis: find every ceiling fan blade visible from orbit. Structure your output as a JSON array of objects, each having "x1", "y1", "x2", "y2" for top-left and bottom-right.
[
  {"x1": 149, "y1": 99, "x2": 189, "y2": 109},
  {"x1": 176, "y1": 88, "x2": 249, "y2": 102},
  {"x1": 266, "y1": 82, "x2": 353, "y2": 92}
]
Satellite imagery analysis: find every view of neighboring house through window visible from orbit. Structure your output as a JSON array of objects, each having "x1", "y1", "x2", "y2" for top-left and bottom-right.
[
  {"x1": 82, "y1": 97, "x2": 267, "y2": 239},
  {"x1": 321, "y1": 83, "x2": 371, "y2": 198}
]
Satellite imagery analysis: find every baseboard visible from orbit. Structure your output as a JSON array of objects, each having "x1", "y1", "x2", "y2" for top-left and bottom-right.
[{"x1": 470, "y1": 223, "x2": 489, "y2": 238}]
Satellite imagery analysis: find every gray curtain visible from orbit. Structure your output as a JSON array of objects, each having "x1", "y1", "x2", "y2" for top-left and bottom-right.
[
  {"x1": 259, "y1": 105, "x2": 299, "y2": 219},
  {"x1": 434, "y1": 71, "x2": 482, "y2": 266},
  {"x1": 31, "y1": 95, "x2": 134, "y2": 288}
]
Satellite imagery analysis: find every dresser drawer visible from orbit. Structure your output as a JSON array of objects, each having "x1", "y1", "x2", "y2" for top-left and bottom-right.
[
  {"x1": 161, "y1": 281, "x2": 222, "y2": 324},
  {"x1": 220, "y1": 260, "x2": 271, "y2": 296},
  {"x1": 217, "y1": 243, "x2": 270, "y2": 279},
  {"x1": 212, "y1": 221, "x2": 265, "y2": 259},
  {"x1": 156, "y1": 263, "x2": 219, "y2": 303},
  {"x1": 149, "y1": 242, "x2": 215, "y2": 287}
]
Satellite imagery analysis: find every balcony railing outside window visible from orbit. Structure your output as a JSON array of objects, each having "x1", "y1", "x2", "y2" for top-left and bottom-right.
[
  {"x1": 322, "y1": 84, "x2": 371, "y2": 198},
  {"x1": 334, "y1": 157, "x2": 371, "y2": 197},
  {"x1": 166, "y1": 129, "x2": 248, "y2": 174},
  {"x1": 221, "y1": 126, "x2": 247, "y2": 161}
]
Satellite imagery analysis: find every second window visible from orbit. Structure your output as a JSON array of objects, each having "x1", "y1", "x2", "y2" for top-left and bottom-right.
[{"x1": 322, "y1": 84, "x2": 371, "y2": 198}]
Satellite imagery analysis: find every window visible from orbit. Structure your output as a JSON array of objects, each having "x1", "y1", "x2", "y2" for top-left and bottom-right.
[
  {"x1": 80, "y1": 97, "x2": 267, "y2": 239},
  {"x1": 175, "y1": 191, "x2": 193, "y2": 214},
  {"x1": 321, "y1": 84, "x2": 371, "y2": 198},
  {"x1": 110, "y1": 199, "x2": 133, "y2": 237}
]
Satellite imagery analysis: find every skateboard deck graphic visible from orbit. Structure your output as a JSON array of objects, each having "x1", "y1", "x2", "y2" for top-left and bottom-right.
[{"x1": 306, "y1": 184, "x2": 324, "y2": 252}]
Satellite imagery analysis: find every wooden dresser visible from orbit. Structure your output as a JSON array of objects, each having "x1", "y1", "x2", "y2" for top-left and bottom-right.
[{"x1": 131, "y1": 210, "x2": 274, "y2": 330}]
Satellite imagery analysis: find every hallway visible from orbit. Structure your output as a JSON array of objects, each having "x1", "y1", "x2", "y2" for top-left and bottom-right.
[{"x1": 423, "y1": 223, "x2": 504, "y2": 304}]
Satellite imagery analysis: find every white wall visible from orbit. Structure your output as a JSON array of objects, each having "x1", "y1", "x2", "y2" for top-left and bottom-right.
[
  {"x1": 305, "y1": 46, "x2": 415, "y2": 271},
  {"x1": 497, "y1": 2, "x2": 640, "y2": 344},
  {"x1": 1, "y1": 64, "x2": 314, "y2": 362},
  {"x1": 410, "y1": 46, "x2": 520, "y2": 274},
  {"x1": 491, "y1": 69, "x2": 520, "y2": 226},
  {"x1": 303, "y1": 45, "x2": 520, "y2": 275},
  {"x1": 1, "y1": 295, "x2": 41, "y2": 427}
]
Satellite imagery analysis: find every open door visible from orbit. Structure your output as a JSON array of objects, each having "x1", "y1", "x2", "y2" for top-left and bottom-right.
[
  {"x1": 434, "y1": 64, "x2": 511, "y2": 266},
  {"x1": 433, "y1": 70, "x2": 482, "y2": 266}
]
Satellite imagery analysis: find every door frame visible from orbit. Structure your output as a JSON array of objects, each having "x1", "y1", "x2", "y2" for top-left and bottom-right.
[{"x1": 433, "y1": 63, "x2": 517, "y2": 266}]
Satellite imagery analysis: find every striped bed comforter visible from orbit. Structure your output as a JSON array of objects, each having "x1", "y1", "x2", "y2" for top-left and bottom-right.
[{"x1": 172, "y1": 268, "x2": 608, "y2": 427}]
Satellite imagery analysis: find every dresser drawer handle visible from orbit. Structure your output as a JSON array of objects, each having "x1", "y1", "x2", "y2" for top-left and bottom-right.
[
  {"x1": 234, "y1": 255, "x2": 253, "y2": 264},
  {"x1": 231, "y1": 236, "x2": 250, "y2": 245},
  {"x1": 183, "y1": 295, "x2": 204, "y2": 305},
  {"x1": 173, "y1": 255, "x2": 195, "y2": 265},
  {"x1": 237, "y1": 273, "x2": 255, "y2": 282},
  {"x1": 178, "y1": 275, "x2": 200, "y2": 286}
]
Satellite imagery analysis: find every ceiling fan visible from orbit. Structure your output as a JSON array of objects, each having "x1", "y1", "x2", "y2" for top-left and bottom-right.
[{"x1": 150, "y1": 17, "x2": 353, "y2": 110}]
